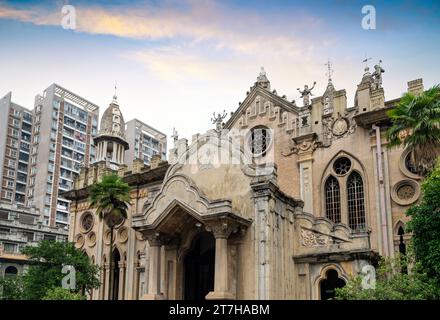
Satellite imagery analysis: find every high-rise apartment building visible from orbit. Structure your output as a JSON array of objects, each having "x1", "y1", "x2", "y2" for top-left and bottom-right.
[
  {"x1": 27, "y1": 84, "x2": 99, "y2": 227},
  {"x1": 0, "y1": 93, "x2": 33, "y2": 205},
  {"x1": 125, "y1": 119, "x2": 167, "y2": 166}
]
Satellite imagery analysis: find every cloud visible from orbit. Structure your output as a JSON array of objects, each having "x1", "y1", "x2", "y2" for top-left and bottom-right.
[{"x1": 0, "y1": 0, "x2": 338, "y2": 97}]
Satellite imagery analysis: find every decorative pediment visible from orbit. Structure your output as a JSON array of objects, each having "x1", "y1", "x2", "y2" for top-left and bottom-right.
[{"x1": 224, "y1": 86, "x2": 299, "y2": 132}]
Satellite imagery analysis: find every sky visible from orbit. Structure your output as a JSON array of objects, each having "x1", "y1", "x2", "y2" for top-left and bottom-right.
[{"x1": 0, "y1": 0, "x2": 439, "y2": 147}]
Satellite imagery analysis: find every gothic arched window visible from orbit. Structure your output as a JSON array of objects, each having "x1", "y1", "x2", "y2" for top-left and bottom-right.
[
  {"x1": 325, "y1": 176, "x2": 341, "y2": 223},
  {"x1": 347, "y1": 172, "x2": 366, "y2": 231}
]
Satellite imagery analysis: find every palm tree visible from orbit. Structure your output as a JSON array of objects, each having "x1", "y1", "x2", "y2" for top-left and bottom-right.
[
  {"x1": 386, "y1": 85, "x2": 440, "y2": 176},
  {"x1": 89, "y1": 174, "x2": 131, "y2": 300}
]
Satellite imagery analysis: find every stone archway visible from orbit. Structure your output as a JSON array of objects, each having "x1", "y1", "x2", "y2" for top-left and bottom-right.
[{"x1": 319, "y1": 269, "x2": 346, "y2": 300}]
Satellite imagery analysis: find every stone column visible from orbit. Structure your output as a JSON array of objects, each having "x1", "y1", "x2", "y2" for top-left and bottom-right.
[
  {"x1": 104, "y1": 263, "x2": 111, "y2": 300},
  {"x1": 206, "y1": 221, "x2": 235, "y2": 300},
  {"x1": 141, "y1": 233, "x2": 164, "y2": 300},
  {"x1": 118, "y1": 261, "x2": 126, "y2": 300}
]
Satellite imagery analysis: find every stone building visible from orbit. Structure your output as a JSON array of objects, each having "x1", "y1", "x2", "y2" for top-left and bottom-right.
[
  {"x1": 64, "y1": 64, "x2": 422, "y2": 300},
  {"x1": 0, "y1": 201, "x2": 68, "y2": 278}
]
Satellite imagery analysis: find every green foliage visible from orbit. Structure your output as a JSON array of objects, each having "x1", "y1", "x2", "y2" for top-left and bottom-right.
[
  {"x1": 89, "y1": 174, "x2": 131, "y2": 224},
  {"x1": 42, "y1": 287, "x2": 86, "y2": 300},
  {"x1": 0, "y1": 276, "x2": 25, "y2": 300},
  {"x1": 335, "y1": 253, "x2": 440, "y2": 300},
  {"x1": 406, "y1": 163, "x2": 440, "y2": 284},
  {"x1": 386, "y1": 85, "x2": 440, "y2": 175},
  {"x1": 0, "y1": 240, "x2": 100, "y2": 300}
]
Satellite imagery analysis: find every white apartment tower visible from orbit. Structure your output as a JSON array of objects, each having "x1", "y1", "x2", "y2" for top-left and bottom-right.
[
  {"x1": 125, "y1": 119, "x2": 167, "y2": 167},
  {"x1": 28, "y1": 84, "x2": 99, "y2": 227}
]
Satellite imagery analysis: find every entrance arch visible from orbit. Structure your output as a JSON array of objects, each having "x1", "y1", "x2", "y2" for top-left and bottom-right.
[
  {"x1": 184, "y1": 232, "x2": 215, "y2": 300},
  {"x1": 319, "y1": 269, "x2": 346, "y2": 300}
]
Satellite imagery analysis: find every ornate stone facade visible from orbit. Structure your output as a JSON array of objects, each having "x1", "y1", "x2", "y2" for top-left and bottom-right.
[{"x1": 64, "y1": 67, "x2": 427, "y2": 300}]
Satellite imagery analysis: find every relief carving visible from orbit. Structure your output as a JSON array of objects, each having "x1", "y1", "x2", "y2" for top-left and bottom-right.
[{"x1": 300, "y1": 229, "x2": 331, "y2": 247}]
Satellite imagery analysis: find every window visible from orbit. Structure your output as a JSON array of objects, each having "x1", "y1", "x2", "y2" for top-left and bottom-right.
[
  {"x1": 4, "y1": 266, "x2": 18, "y2": 278},
  {"x1": 249, "y1": 127, "x2": 270, "y2": 157},
  {"x1": 333, "y1": 157, "x2": 352, "y2": 175},
  {"x1": 325, "y1": 176, "x2": 341, "y2": 223},
  {"x1": 347, "y1": 172, "x2": 366, "y2": 231}
]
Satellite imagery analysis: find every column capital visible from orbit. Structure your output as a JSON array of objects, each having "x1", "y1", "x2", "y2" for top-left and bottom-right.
[
  {"x1": 205, "y1": 220, "x2": 237, "y2": 239},
  {"x1": 144, "y1": 231, "x2": 164, "y2": 246}
]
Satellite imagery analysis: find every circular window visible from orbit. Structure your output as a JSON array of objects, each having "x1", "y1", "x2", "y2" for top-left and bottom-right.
[
  {"x1": 248, "y1": 127, "x2": 271, "y2": 157},
  {"x1": 80, "y1": 212, "x2": 94, "y2": 233},
  {"x1": 391, "y1": 180, "x2": 420, "y2": 206},
  {"x1": 333, "y1": 157, "x2": 352, "y2": 175},
  {"x1": 86, "y1": 231, "x2": 97, "y2": 247},
  {"x1": 405, "y1": 153, "x2": 419, "y2": 175},
  {"x1": 399, "y1": 149, "x2": 422, "y2": 180},
  {"x1": 75, "y1": 234, "x2": 85, "y2": 248},
  {"x1": 397, "y1": 184, "x2": 416, "y2": 200}
]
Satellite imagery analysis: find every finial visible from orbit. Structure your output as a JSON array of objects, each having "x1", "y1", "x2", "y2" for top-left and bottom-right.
[
  {"x1": 362, "y1": 55, "x2": 372, "y2": 72},
  {"x1": 324, "y1": 59, "x2": 333, "y2": 83},
  {"x1": 172, "y1": 128, "x2": 179, "y2": 143},
  {"x1": 112, "y1": 82, "x2": 118, "y2": 103},
  {"x1": 260, "y1": 66, "x2": 266, "y2": 76}
]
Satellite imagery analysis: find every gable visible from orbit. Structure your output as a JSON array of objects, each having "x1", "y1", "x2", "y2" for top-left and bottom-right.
[{"x1": 224, "y1": 86, "x2": 301, "y2": 133}]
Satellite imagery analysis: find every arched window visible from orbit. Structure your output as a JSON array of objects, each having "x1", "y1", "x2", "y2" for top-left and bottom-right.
[
  {"x1": 4, "y1": 266, "x2": 18, "y2": 278},
  {"x1": 325, "y1": 176, "x2": 341, "y2": 223},
  {"x1": 398, "y1": 226, "x2": 406, "y2": 255},
  {"x1": 347, "y1": 172, "x2": 366, "y2": 231}
]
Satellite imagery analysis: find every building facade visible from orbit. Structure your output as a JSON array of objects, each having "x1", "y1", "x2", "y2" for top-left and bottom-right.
[
  {"x1": 65, "y1": 65, "x2": 423, "y2": 300},
  {"x1": 28, "y1": 84, "x2": 100, "y2": 228},
  {"x1": 125, "y1": 119, "x2": 167, "y2": 167},
  {"x1": 0, "y1": 92, "x2": 33, "y2": 205},
  {"x1": 0, "y1": 201, "x2": 68, "y2": 278}
]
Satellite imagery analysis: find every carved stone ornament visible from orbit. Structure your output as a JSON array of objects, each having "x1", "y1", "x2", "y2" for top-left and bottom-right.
[
  {"x1": 332, "y1": 117, "x2": 348, "y2": 136},
  {"x1": 323, "y1": 111, "x2": 357, "y2": 141},
  {"x1": 300, "y1": 229, "x2": 331, "y2": 247}
]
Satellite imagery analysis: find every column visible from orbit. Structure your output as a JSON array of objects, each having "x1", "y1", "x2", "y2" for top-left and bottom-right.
[
  {"x1": 104, "y1": 263, "x2": 111, "y2": 300},
  {"x1": 206, "y1": 221, "x2": 235, "y2": 300},
  {"x1": 118, "y1": 261, "x2": 126, "y2": 300},
  {"x1": 141, "y1": 233, "x2": 164, "y2": 300},
  {"x1": 103, "y1": 141, "x2": 108, "y2": 160}
]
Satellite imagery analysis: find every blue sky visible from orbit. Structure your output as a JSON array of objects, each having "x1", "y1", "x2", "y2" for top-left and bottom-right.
[{"x1": 0, "y1": 0, "x2": 439, "y2": 143}]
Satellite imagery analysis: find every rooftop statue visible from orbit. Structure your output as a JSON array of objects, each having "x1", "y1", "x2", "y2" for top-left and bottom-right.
[{"x1": 297, "y1": 81, "x2": 316, "y2": 106}]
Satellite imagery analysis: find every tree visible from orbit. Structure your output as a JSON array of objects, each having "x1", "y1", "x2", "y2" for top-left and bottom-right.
[
  {"x1": 406, "y1": 162, "x2": 440, "y2": 284},
  {"x1": 0, "y1": 240, "x2": 100, "y2": 300},
  {"x1": 0, "y1": 276, "x2": 25, "y2": 300},
  {"x1": 386, "y1": 85, "x2": 440, "y2": 176},
  {"x1": 89, "y1": 173, "x2": 131, "y2": 300},
  {"x1": 335, "y1": 253, "x2": 440, "y2": 300},
  {"x1": 42, "y1": 287, "x2": 86, "y2": 300}
]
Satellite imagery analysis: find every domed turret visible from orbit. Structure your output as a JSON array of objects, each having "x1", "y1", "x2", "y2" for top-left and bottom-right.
[
  {"x1": 94, "y1": 94, "x2": 129, "y2": 167},
  {"x1": 99, "y1": 94, "x2": 126, "y2": 138}
]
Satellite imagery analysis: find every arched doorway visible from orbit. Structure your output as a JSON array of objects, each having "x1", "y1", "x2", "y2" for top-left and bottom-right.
[
  {"x1": 4, "y1": 266, "x2": 18, "y2": 278},
  {"x1": 112, "y1": 248, "x2": 121, "y2": 300},
  {"x1": 320, "y1": 269, "x2": 345, "y2": 300},
  {"x1": 184, "y1": 232, "x2": 215, "y2": 300}
]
